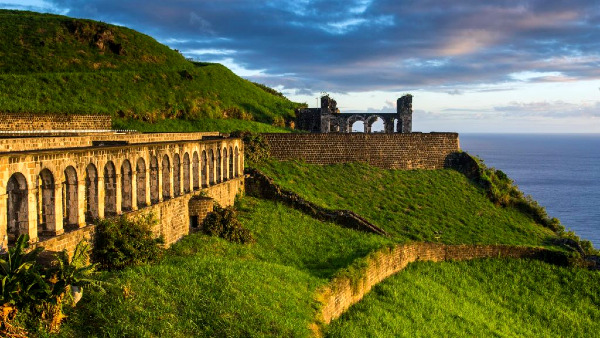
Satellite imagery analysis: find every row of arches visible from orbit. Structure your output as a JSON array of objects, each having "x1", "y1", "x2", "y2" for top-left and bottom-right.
[
  {"x1": 5, "y1": 147, "x2": 241, "y2": 245},
  {"x1": 324, "y1": 115, "x2": 406, "y2": 133}
]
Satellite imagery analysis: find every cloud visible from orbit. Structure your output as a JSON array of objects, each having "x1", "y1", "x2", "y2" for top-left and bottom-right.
[
  {"x1": 5, "y1": 0, "x2": 600, "y2": 94},
  {"x1": 494, "y1": 101, "x2": 600, "y2": 119}
]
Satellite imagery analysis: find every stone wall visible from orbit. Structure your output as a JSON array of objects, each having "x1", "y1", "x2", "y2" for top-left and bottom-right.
[
  {"x1": 315, "y1": 243, "x2": 567, "y2": 327},
  {"x1": 0, "y1": 113, "x2": 112, "y2": 131},
  {"x1": 263, "y1": 133, "x2": 460, "y2": 170},
  {"x1": 0, "y1": 131, "x2": 221, "y2": 153},
  {"x1": 34, "y1": 177, "x2": 244, "y2": 253}
]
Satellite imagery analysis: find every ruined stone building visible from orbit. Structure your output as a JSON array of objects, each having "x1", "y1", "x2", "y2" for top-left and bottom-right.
[
  {"x1": 295, "y1": 94, "x2": 413, "y2": 133},
  {"x1": 0, "y1": 113, "x2": 244, "y2": 253}
]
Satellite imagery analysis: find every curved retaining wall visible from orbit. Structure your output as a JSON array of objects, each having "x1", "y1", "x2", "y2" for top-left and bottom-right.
[{"x1": 316, "y1": 243, "x2": 567, "y2": 326}]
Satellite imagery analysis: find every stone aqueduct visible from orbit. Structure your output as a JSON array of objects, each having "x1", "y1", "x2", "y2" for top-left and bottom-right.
[{"x1": 0, "y1": 126, "x2": 243, "y2": 247}]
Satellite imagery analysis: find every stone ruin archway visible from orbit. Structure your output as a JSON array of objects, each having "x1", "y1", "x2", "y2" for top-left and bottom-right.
[
  {"x1": 121, "y1": 160, "x2": 133, "y2": 212},
  {"x1": 85, "y1": 163, "x2": 99, "y2": 222},
  {"x1": 223, "y1": 148, "x2": 228, "y2": 181},
  {"x1": 201, "y1": 150, "x2": 208, "y2": 188},
  {"x1": 37, "y1": 168, "x2": 56, "y2": 237},
  {"x1": 183, "y1": 152, "x2": 191, "y2": 193},
  {"x1": 63, "y1": 166, "x2": 78, "y2": 228},
  {"x1": 162, "y1": 155, "x2": 171, "y2": 200},
  {"x1": 150, "y1": 156, "x2": 159, "y2": 204},
  {"x1": 137, "y1": 158, "x2": 147, "y2": 208},
  {"x1": 104, "y1": 161, "x2": 117, "y2": 217},
  {"x1": 209, "y1": 149, "x2": 215, "y2": 185},
  {"x1": 7, "y1": 172, "x2": 28, "y2": 245},
  {"x1": 229, "y1": 146, "x2": 234, "y2": 178},
  {"x1": 173, "y1": 153, "x2": 181, "y2": 197}
]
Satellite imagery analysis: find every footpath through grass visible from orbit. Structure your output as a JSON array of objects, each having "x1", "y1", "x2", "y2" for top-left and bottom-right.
[
  {"x1": 326, "y1": 259, "x2": 600, "y2": 337},
  {"x1": 256, "y1": 160, "x2": 557, "y2": 246},
  {"x1": 57, "y1": 197, "x2": 391, "y2": 336}
]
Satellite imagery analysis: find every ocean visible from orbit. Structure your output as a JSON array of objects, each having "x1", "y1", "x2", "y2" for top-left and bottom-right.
[{"x1": 460, "y1": 134, "x2": 600, "y2": 248}]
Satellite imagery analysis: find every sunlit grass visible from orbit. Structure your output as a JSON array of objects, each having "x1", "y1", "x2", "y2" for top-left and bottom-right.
[{"x1": 327, "y1": 259, "x2": 600, "y2": 337}]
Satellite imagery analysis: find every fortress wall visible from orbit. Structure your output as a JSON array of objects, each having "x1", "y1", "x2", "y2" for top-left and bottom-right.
[
  {"x1": 316, "y1": 243, "x2": 566, "y2": 326},
  {"x1": 34, "y1": 177, "x2": 244, "y2": 253},
  {"x1": 263, "y1": 133, "x2": 460, "y2": 170},
  {"x1": 0, "y1": 131, "x2": 221, "y2": 153},
  {"x1": 0, "y1": 113, "x2": 112, "y2": 131}
]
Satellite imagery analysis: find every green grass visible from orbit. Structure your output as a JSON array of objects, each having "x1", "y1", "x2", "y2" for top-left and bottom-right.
[
  {"x1": 326, "y1": 259, "x2": 600, "y2": 337},
  {"x1": 55, "y1": 197, "x2": 391, "y2": 336},
  {"x1": 0, "y1": 10, "x2": 303, "y2": 124},
  {"x1": 113, "y1": 117, "x2": 291, "y2": 133},
  {"x1": 255, "y1": 160, "x2": 557, "y2": 246}
]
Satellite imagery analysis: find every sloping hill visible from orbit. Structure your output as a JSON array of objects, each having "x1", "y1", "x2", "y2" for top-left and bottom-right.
[{"x1": 0, "y1": 10, "x2": 301, "y2": 126}]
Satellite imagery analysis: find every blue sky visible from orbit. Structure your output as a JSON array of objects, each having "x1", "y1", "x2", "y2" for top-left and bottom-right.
[{"x1": 2, "y1": 0, "x2": 599, "y2": 133}]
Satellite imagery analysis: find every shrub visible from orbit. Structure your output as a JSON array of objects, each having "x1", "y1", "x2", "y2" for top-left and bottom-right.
[
  {"x1": 93, "y1": 214, "x2": 164, "y2": 270},
  {"x1": 202, "y1": 204, "x2": 255, "y2": 244}
]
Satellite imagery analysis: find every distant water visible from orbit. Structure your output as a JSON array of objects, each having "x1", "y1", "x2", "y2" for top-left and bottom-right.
[{"x1": 460, "y1": 134, "x2": 600, "y2": 248}]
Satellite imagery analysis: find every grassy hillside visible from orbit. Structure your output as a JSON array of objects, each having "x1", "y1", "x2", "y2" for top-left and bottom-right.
[
  {"x1": 256, "y1": 160, "x2": 557, "y2": 246},
  {"x1": 0, "y1": 10, "x2": 302, "y2": 126},
  {"x1": 327, "y1": 259, "x2": 600, "y2": 337},
  {"x1": 54, "y1": 198, "x2": 391, "y2": 336}
]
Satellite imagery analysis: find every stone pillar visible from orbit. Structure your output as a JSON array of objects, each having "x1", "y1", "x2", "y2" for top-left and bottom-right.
[
  {"x1": 169, "y1": 164, "x2": 175, "y2": 197},
  {"x1": 97, "y1": 177, "x2": 105, "y2": 219},
  {"x1": 364, "y1": 123, "x2": 371, "y2": 133},
  {"x1": 131, "y1": 171, "x2": 138, "y2": 211},
  {"x1": 397, "y1": 95, "x2": 413, "y2": 134},
  {"x1": 77, "y1": 178, "x2": 86, "y2": 228},
  {"x1": 27, "y1": 189, "x2": 38, "y2": 243},
  {"x1": 52, "y1": 184, "x2": 64, "y2": 235}
]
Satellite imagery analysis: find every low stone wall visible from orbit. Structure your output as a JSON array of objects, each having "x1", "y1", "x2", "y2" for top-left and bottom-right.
[
  {"x1": 245, "y1": 168, "x2": 387, "y2": 236},
  {"x1": 316, "y1": 243, "x2": 567, "y2": 327},
  {"x1": 34, "y1": 177, "x2": 244, "y2": 253},
  {"x1": 262, "y1": 133, "x2": 460, "y2": 170},
  {"x1": 0, "y1": 113, "x2": 112, "y2": 132}
]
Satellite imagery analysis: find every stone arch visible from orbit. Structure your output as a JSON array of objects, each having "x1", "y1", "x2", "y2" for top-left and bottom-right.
[
  {"x1": 192, "y1": 151, "x2": 199, "y2": 191},
  {"x1": 217, "y1": 148, "x2": 222, "y2": 183},
  {"x1": 162, "y1": 154, "x2": 171, "y2": 200},
  {"x1": 63, "y1": 166, "x2": 78, "y2": 228},
  {"x1": 37, "y1": 168, "x2": 56, "y2": 237},
  {"x1": 208, "y1": 149, "x2": 215, "y2": 185},
  {"x1": 136, "y1": 158, "x2": 147, "y2": 208},
  {"x1": 183, "y1": 152, "x2": 191, "y2": 193},
  {"x1": 7, "y1": 172, "x2": 29, "y2": 245},
  {"x1": 366, "y1": 115, "x2": 385, "y2": 133},
  {"x1": 348, "y1": 115, "x2": 366, "y2": 133},
  {"x1": 173, "y1": 153, "x2": 181, "y2": 197},
  {"x1": 234, "y1": 146, "x2": 240, "y2": 177},
  {"x1": 201, "y1": 150, "x2": 208, "y2": 188},
  {"x1": 229, "y1": 146, "x2": 234, "y2": 179},
  {"x1": 121, "y1": 160, "x2": 133, "y2": 212},
  {"x1": 104, "y1": 161, "x2": 117, "y2": 217},
  {"x1": 150, "y1": 156, "x2": 159, "y2": 204},
  {"x1": 85, "y1": 163, "x2": 99, "y2": 222},
  {"x1": 223, "y1": 148, "x2": 228, "y2": 181}
]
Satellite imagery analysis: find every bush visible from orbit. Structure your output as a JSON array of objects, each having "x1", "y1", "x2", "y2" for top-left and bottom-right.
[
  {"x1": 202, "y1": 204, "x2": 255, "y2": 244},
  {"x1": 93, "y1": 214, "x2": 164, "y2": 270}
]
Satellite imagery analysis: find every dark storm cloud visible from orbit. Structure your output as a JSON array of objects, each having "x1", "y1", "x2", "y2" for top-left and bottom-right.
[{"x1": 36, "y1": 0, "x2": 600, "y2": 92}]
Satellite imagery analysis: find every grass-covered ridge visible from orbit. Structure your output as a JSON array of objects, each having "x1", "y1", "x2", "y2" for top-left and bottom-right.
[
  {"x1": 327, "y1": 259, "x2": 600, "y2": 337},
  {"x1": 0, "y1": 10, "x2": 302, "y2": 125},
  {"x1": 255, "y1": 160, "x2": 557, "y2": 246}
]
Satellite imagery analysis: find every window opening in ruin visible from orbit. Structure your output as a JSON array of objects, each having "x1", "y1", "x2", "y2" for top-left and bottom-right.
[
  {"x1": 216, "y1": 148, "x2": 222, "y2": 183},
  {"x1": 37, "y1": 169, "x2": 55, "y2": 237},
  {"x1": 7, "y1": 172, "x2": 28, "y2": 245},
  {"x1": 209, "y1": 149, "x2": 215, "y2": 185},
  {"x1": 223, "y1": 148, "x2": 228, "y2": 181},
  {"x1": 104, "y1": 161, "x2": 117, "y2": 217},
  {"x1": 85, "y1": 163, "x2": 99, "y2": 222},
  {"x1": 229, "y1": 147, "x2": 234, "y2": 179},
  {"x1": 137, "y1": 158, "x2": 147, "y2": 208},
  {"x1": 201, "y1": 150, "x2": 208, "y2": 188},
  {"x1": 173, "y1": 153, "x2": 181, "y2": 197},
  {"x1": 351, "y1": 120, "x2": 365, "y2": 132},
  {"x1": 183, "y1": 152, "x2": 191, "y2": 193},
  {"x1": 368, "y1": 116, "x2": 385, "y2": 133},
  {"x1": 162, "y1": 155, "x2": 171, "y2": 200},
  {"x1": 63, "y1": 166, "x2": 78, "y2": 228},
  {"x1": 192, "y1": 151, "x2": 200, "y2": 190},
  {"x1": 121, "y1": 160, "x2": 133, "y2": 212},
  {"x1": 150, "y1": 156, "x2": 159, "y2": 204},
  {"x1": 234, "y1": 147, "x2": 239, "y2": 177}
]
